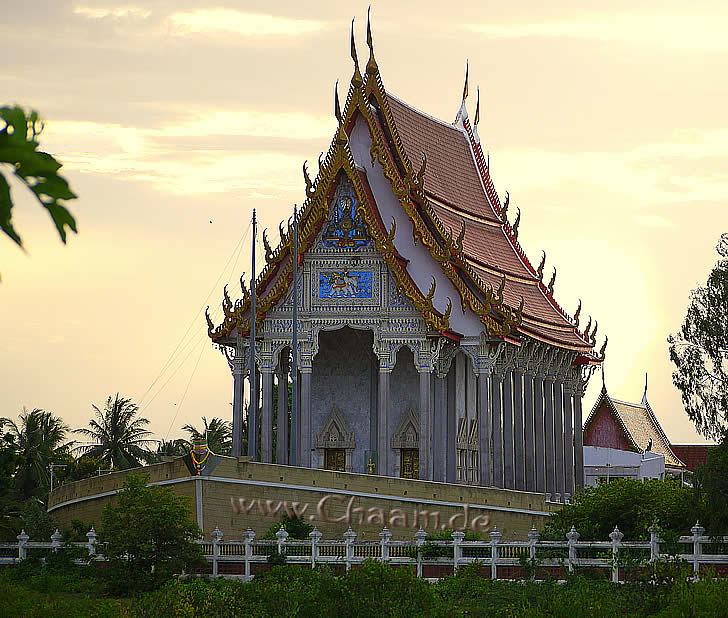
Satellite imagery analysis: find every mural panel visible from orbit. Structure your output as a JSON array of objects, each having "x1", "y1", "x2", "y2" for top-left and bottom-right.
[{"x1": 319, "y1": 271, "x2": 374, "y2": 299}]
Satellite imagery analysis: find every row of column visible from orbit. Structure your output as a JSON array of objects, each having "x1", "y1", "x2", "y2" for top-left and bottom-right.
[
  {"x1": 234, "y1": 348, "x2": 584, "y2": 499},
  {"x1": 480, "y1": 368, "x2": 582, "y2": 500}
]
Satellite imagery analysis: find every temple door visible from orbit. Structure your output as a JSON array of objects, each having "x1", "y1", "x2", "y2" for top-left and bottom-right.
[
  {"x1": 324, "y1": 448, "x2": 346, "y2": 472},
  {"x1": 400, "y1": 449, "x2": 420, "y2": 479}
]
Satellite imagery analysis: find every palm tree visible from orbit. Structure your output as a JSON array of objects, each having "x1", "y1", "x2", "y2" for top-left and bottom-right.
[
  {"x1": 0, "y1": 408, "x2": 69, "y2": 498},
  {"x1": 182, "y1": 417, "x2": 232, "y2": 455},
  {"x1": 156, "y1": 438, "x2": 190, "y2": 457},
  {"x1": 74, "y1": 394, "x2": 155, "y2": 469}
]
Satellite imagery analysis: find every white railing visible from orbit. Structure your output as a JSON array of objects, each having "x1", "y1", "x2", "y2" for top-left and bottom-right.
[{"x1": 2, "y1": 522, "x2": 727, "y2": 583}]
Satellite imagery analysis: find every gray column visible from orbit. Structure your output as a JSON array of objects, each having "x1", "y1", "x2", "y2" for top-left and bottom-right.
[
  {"x1": 513, "y1": 369, "x2": 525, "y2": 491},
  {"x1": 276, "y1": 357, "x2": 289, "y2": 465},
  {"x1": 502, "y1": 369, "x2": 514, "y2": 489},
  {"x1": 419, "y1": 369, "x2": 432, "y2": 480},
  {"x1": 543, "y1": 377, "x2": 556, "y2": 499},
  {"x1": 477, "y1": 370, "x2": 491, "y2": 486},
  {"x1": 261, "y1": 369, "x2": 274, "y2": 463},
  {"x1": 300, "y1": 369, "x2": 312, "y2": 467},
  {"x1": 231, "y1": 356, "x2": 244, "y2": 457},
  {"x1": 247, "y1": 365, "x2": 259, "y2": 459},
  {"x1": 491, "y1": 373, "x2": 504, "y2": 488},
  {"x1": 377, "y1": 366, "x2": 391, "y2": 476},
  {"x1": 523, "y1": 371, "x2": 535, "y2": 491},
  {"x1": 446, "y1": 367, "x2": 457, "y2": 484},
  {"x1": 554, "y1": 380, "x2": 565, "y2": 501},
  {"x1": 574, "y1": 394, "x2": 584, "y2": 490},
  {"x1": 533, "y1": 374, "x2": 546, "y2": 493},
  {"x1": 433, "y1": 375, "x2": 447, "y2": 482},
  {"x1": 563, "y1": 386, "x2": 575, "y2": 497}
]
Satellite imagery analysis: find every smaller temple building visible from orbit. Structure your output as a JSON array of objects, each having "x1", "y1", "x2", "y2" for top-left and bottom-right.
[{"x1": 583, "y1": 381, "x2": 686, "y2": 480}]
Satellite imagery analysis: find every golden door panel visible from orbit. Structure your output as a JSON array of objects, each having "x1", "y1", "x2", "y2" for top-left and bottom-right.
[
  {"x1": 400, "y1": 449, "x2": 419, "y2": 479},
  {"x1": 324, "y1": 448, "x2": 346, "y2": 472}
]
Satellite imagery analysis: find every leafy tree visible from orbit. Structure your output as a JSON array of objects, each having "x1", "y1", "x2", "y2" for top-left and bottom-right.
[
  {"x1": 74, "y1": 394, "x2": 155, "y2": 469},
  {"x1": 668, "y1": 234, "x2": 728, "y2": 440},
  {"x1": 693, "y1": 438, "x2": 728, "y2": 533},
  {"x1": 0, "y1": 429, "x2": 20, "y2": 539},
  {"x1": 101, "y1": 473, "x2": 203, "y2": 591},
  {"x1": 156, "y1": 438, "x2": 190, "y2": 457},
  {"x1": 182, "y1": 416, "x2": 231, "y2": 455},
  {"x1": 0, "y1": 408, "x2": 69, "y2": 498},
  {"x1": 542, "y1": 478, "x2": 694, "y2": 540},
  {"x1": 263, "y1": 513, "x2": 313, "y2": 540},
  {"x1": 0, "y1": 107, "x2": 77, "y2": 274}
]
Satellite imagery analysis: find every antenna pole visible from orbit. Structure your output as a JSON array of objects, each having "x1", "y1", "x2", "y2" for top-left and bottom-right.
[
  {"x1": 291, "y1": 204, "x2": 299, "y2": 466},
  {"x1": 248, "y1": 209, "x2": 258, "y2": 459}
]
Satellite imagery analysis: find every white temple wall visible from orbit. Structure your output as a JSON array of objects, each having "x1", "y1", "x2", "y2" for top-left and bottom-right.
[
  {"x1": 311, "y1": 327, "x2": 375, "y2": 473},
  {"x1": 349, "y1": 117, "x2": 484, "y2": 336}
]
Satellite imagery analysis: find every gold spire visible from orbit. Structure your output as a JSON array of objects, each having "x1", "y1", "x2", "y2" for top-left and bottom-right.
[
  {"x1": 462, "y1": 60, "x2": 469, "y2": 101},
  {"x1": 334, "y1": 79, "x2": 341, "y2": 123},
  {"x1": 366, "y1": 6, "x2": 378, "y2": 75},
  {"x1": 350, "y1": 18, "x2": 362, "y2": 86},
  {"x1": 474, "y1": 86, "x2": 480, "y2": 125}
]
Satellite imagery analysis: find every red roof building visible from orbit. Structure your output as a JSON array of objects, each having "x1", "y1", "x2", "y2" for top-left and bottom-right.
[{"x1": 207, "y1": 16, "x2": 607, "y2": 501}]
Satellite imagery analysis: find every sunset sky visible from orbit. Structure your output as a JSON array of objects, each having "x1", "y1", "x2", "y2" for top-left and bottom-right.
[{"x1": 1, "y1": 1, "x2": 725, "y2": 445}]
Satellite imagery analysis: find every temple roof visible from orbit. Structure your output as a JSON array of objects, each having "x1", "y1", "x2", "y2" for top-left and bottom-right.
[
  {"x1": 585, "y1": 388, "x2": 685, "y2": 469},
  {"x1": 207, "y1": 17, "x2": 606, "y2": 359}
]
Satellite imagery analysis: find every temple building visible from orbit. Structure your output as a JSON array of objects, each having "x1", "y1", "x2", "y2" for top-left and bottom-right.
[
  {"x1": 583, "y1": 380, "x2": 686, "y2": 477},
  {"x1": 207, "y1": 19, "x2": 606, "y2": 502}
]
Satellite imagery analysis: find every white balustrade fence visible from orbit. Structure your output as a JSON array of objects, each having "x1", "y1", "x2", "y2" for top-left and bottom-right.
[{"x1": 2, "y1": 523, "x2": 727, "y2": 583}]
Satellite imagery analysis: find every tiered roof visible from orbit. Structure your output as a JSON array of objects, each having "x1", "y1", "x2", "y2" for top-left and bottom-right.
[
  {"x1": 207, "y1": 16, "x2": 606, "y2": 361},
  {"x1": 584, "y1": 386, "x2": 685, "y2": 469}
]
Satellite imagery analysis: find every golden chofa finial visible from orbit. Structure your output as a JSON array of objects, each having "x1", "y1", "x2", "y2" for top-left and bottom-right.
[
  {"x1": 462, "y1": 60, "x2": 469, "y2": 101},
  {"x1": 547, "y1": 267, "x2": 556, "y2": 295},
  {"x1": 536, "y1": 251, "x2": 546, "y2": 280},
  {"x1": 205, "y1": 305, "x2": 214, "y2": 335},
  {"x1": 573, "y1": 299, "x2": 582, "y2": 327},
  {"x1": 474, "y1": 86, "x2": 480, "y2": 126},
  {"x1": 426, "y1": 276, "x2": 437, "y2": 304},
  {"x1": 334, "y1": 80, "x2": 342, "y2": 123},
  {"x1": 350, "y1": 18, "x2": 362, "y2": 86},
  {"x1": 501, "y1": 191, "x2": 509, "y2": 219},
  {"x1": 366, "y1": 6, "x2": 378, "y2": 75}
]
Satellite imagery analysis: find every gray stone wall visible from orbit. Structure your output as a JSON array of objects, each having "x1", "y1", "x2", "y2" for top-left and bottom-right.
[
  {"x1": 311, "y1": 327, "x2": 375, "y2": 472},
  {"x1": 389, "y1": 346, "x2": 419, "y2": 473}
]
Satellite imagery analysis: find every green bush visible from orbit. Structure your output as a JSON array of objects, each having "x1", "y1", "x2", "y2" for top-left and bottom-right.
[
  {"x1": 100, "y1": 473, "x2": 204, "y2": 593},
  {"x1": 542, "y1": 478, "x2": 695, "y2": 540}
]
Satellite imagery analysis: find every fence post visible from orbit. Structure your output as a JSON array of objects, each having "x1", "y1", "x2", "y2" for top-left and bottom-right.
[
  {"x1": 276, "y1": 525, "x2": 289, "y2": 556},
  {"x1": 527, "y1": 527, "x2": 539, "y2": 580},
  {"x1": 243, "y1": 528, "x2": 255, "y2": 581},
  {"x1": 211, "y1": 526, "x2": 223, "y2": 576},
  {"x1": 344, "y1": 527, "x2": 357, "y2": 572},
  {"x1": 691, "y1": 521, "x2": 705, "y2": 579},
  {"x1": 86, "y1": 527, "x2": 97, "y2": 558},
  {"x1": 609, "y1": 526, "x2": 624, "y2": 583},
  {"x1": 566, "y1": 526, "x2": 580, "y2": 574},
  {"x1": 17, "y1": 529, "x2": 29, "y2": 561},
  {"x1": 379, "y1": 527, "x2": 392, "y2": 562},
  {"x1": 415, "y1": 528, "x2": 427, "y2": 578},
  {"x1": 489, "y1": 526, "x2": 502, "y2": 580},
  {"x1": 451, "y1": 530, "x2": 465, "y2": 574},
  {"x1": 50, "y1": 528, "x2": 62, "y2": 552},
  {"x1": 648, "y1": 523, "x2": 660, "y2": 563},
  {"x1": 309, "y1": 527, "x2": 322, "y2": 569}
]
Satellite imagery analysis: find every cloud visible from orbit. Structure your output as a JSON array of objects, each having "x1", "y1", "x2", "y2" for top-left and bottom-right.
[
  {"x1": 43, "y1": 112, "x2": 327, "y2": 195},
  {"x1": 466, "y1": 11, "x2": 728, "y2": 53},
  {"x1": 492, "y1": 128, "x2": 728, "y2": 212},
  {"x1": 73, "y1": 4, "x2": 151, "y2": 19},
  {"x1": 167, "y1": 9, "x2": 324, "y2": 38}
]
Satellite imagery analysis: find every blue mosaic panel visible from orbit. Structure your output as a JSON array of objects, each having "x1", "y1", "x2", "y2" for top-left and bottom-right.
[
  {"x1": 322, "y1": 182, "x2": 370, "y2": 249},
  {"x1": 319, "y1": 271, "x2": 374, "y2": 299}
]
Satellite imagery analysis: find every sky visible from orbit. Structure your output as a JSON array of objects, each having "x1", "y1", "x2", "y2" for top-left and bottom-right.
[{"x1": 1, "y1": 1, "x2": 726, "y2": 445}]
